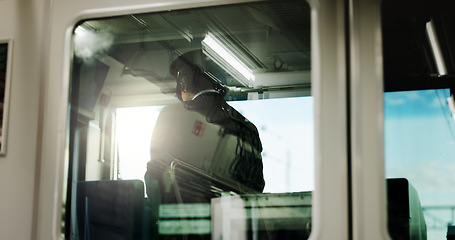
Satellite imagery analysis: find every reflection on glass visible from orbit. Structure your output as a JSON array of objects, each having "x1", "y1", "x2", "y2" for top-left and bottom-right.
[{"x1": 67, "y1": 0, "x2": 312, "y2": 239}]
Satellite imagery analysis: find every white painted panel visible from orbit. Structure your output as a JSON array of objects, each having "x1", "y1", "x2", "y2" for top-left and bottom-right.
[
  {"x1": 0, "y1": 0, "x2": 49, "y2": 239},
  {"x1": 36, "y1": 0, "x2": 352, "y2": 239},
  {"x1": 349, "y1": 0, "x2": 391, "y2": 239},
  {"x1": 308, "y1": 0, "x2": 349, "y2": 239}
]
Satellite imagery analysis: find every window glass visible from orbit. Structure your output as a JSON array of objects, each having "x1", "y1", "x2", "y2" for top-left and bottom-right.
[
  {"x1": 382, "y1": 1, "x2": 455, "y2": 239},
  {"x1": 115, "y1": 106, "x2": 163, "y2": 181},
  {"x1": 229, "y1": 97, "x2": 314, "y2": 193},
  {"x1": 116, "y1": 98, "x2": 314, "y2": 194},
  {"x1": 0, "y1": 42, "x2": 10, "y2": 153},
  {"x1": 66, "y1": 0, "x2": 312, "y2": 239},
  {"x1": 385, "y1": 89, "x2": 455, "y2": 239}
]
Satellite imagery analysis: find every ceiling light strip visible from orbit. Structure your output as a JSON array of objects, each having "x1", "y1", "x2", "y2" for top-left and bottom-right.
[
  {"x1": 426, "y1": 20, "x2": 447, "y2": 76},
  {"x1": 202, "y1": 33, "x2": 255, "y2": 86}
]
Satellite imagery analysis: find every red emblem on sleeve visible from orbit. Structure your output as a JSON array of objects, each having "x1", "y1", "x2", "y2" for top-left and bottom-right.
[{"x1": 192, "y1": 121, "x2": 205, "y2": 137}]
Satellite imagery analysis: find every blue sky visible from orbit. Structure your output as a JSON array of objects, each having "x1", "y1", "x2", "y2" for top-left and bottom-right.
[
  {"x1": 384, "y1": 89, "x2": 455, "y2": 238},
  {"x1": 230, "y1": 97, "x2": 314, "y2": 193},
  {"x1": 384, "y1": 89, "x2": 455, "y2": 205}
]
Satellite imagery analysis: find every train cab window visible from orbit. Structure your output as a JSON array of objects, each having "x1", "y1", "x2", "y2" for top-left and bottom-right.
[
  {"x1": 383, "y1": 0, "x2": 455, "y2": 239},
  {"x1": 66, "y1": 0, "x2": 312, "y2": 239}
]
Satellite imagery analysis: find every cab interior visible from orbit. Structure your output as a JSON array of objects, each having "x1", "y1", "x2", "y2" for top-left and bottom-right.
[{"x1": 65, "y1": 0, "x2": 455, "y2": 239}]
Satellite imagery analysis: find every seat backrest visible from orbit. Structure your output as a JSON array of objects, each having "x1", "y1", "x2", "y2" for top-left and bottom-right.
[
  {"x1": 387, "y1": 178, "x2": 427, "y2": 240},
  {"x1": 75, "y1": 180, "x2": 145, "y2": 240}
]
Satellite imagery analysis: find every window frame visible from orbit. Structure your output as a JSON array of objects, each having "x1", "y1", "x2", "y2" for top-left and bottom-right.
[
  {"x1": 39, "y1": 0, "x2": 352, "y2": 239},
  {"x1": 348, "y1": 0, "x2": 391, "y2": 239},
  {"x1": 308, "y1": 0, "x2": 350, "y2": 239}
]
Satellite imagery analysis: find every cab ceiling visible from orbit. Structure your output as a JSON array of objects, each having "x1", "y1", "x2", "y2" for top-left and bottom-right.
[
  {"x1": 78, "y1": 2, "x2": 311, "y2": 93},
  {"x1": 383, "y1": 0, "x2": 455, "y2": 92}
]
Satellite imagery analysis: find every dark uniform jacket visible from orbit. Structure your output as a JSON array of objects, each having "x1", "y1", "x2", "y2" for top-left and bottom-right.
[
  {"x1": 184, "y1": 91, "x2": 265, "y2": 192},
  {"x1": 145, "y1": 91, "x2": 265, "y2": 204}
]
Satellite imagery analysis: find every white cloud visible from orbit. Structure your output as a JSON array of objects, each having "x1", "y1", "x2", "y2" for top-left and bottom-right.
[{"x1": 385, "y1": 96, "x2": 405, "y2": 106}]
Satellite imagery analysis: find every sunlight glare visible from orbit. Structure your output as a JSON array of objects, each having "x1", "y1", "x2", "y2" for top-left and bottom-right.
[{"x1": 116, "y1": 106, "x2": 163, "y2": 180}]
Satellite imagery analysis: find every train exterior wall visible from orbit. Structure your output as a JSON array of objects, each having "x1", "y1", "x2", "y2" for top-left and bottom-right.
[{"x1": 0, "y1": 0, "x2": 49, "y2": 239}]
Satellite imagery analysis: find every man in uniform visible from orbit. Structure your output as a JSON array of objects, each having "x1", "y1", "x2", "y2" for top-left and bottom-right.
[{"x1": 144, "y1": 50, "x2": 265, "y2": 205}]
